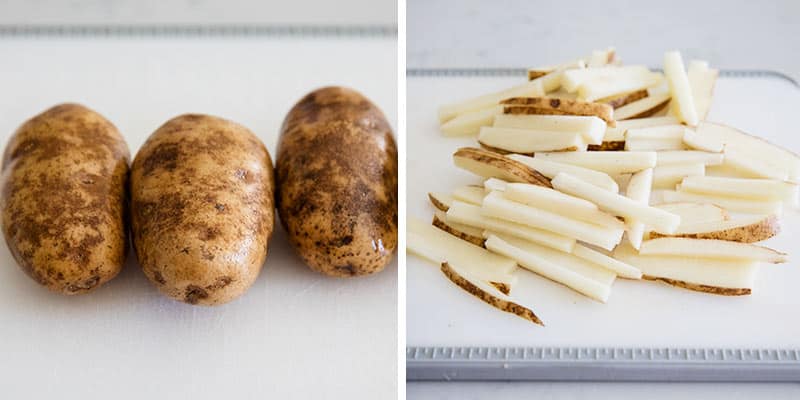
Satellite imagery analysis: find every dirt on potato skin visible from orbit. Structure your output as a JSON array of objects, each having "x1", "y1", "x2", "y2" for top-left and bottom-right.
[
  {"x1": 130, "y1": 114, "x2": 274, "y2": 305},
  {"x1": 276, "y1": 86, "x2": 398, "y2": 277},
  {"x1": 0, "y1": 103, "x2": 130, "y2": 294}
]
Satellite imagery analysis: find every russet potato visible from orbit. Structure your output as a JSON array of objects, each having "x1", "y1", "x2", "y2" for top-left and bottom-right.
[
  {"x1": 276, "y1": 87, "x2": 398, "y2": 277},
  {"x1": 1, "y1": 104, "x2": 130, "y2": 294}
]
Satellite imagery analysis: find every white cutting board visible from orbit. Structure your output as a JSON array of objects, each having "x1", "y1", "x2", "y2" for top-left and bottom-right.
[
  {"x1": 0, "y1": 37, "x2": 397, "y2": 399},
  {"x1": 407, "y1": 74, "x2": 800, "y2": 349}
]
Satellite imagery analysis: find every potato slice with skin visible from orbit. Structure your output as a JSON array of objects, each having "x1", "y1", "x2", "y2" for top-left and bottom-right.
[
  {"x1": 573, "y1": 244, "x2": 642, "y2": 279},
  {"x1": 663, "y1": 51, "x2": 699, "y2": 126},
  {"x1": 652, "y1": 163, "x2": 705, "y2": 189},
  {"x1": 640, "y1": 238, "x2": 787, "y2": 263},
  {"x1": 648, "y1": 214, "x2": 779, "y2": 242},
  {"x1": 662, "y1": 190, "x2": 783, "y2": 215},
  {"x1": 535, "y1": 151, "x2": 656, "y2": 175},
  {"x1": 482, "y1": 191, "x2": 624, "y2": 250},
  {"x1": 454, "y1": 147, "x2": 552, "y2": 187},
  {"x1": 578, "y1": 72, "x2": 664, "y2": 102},
  {"x1": 588, "y1": 141, "x2": 626, "y2": 151},
  {"x1": 613, "y1": 244, "x2": 757, "y2": 295},
  {"x1": 553, "y1": 172, "x2": 680, "y2": 234},
  {"x1": 408, "y1": 217, "x2": 517, "y2": 280},
  {"x1": 440, "y1": 105, "x2": 503, "y2": 137},
  {"x1": 613, "y1": 92, "x2": 671, "y2": 120},
  {"x1": 656, "y1": 150, "x2": 723, "y2": 166},
  {"x1": 492, "y1": 114, "x2": 606, "y2": 145},
  {"x1": 428, "y1": 192, "x2": 454, "y2": 211},
  {"x1": 504, "y1": 183, "x2": 624, "y2": 229},
  {"x1": 441, "y1": 262, "x2": 543, "y2": 326},
  {"x1": 485, "y1": 233, "x2": 615, "y2": 303},
  {"x1": 604, "y1": 116, "x2": 679, "y2": 142},
  {"x1": 433, "y1": 210, "x2": 485, "y2": 246},
  {"x1": 501, "y1": 97, "x2": 615, "y2": 126},
  {"x1": 625, "y1": 168, "x2": 653, "y2": 249},
  {"x1": 679, "y1": 176, "x2": 799, "y2": 202},
  {"x1": 655, "y1": 202, "x2": 728, "y2": 224},
  {"x1": 527, "y1": 59, "x2": 586, "y2": 81},
  {"x1": 599, "y1": 89, "x2": 648, "y2": 109},
  {"x1": 452, "y1": 185, "x2": 486, "y2": 205},
  {"x1": 438, "y1": 80, "x2": 545, "y2": 123},
  {"x1": 478, "y1": 127, "x2": 587, "y2": 153},
  {"x1": 446, "y1": 201, "x2": 575, "y2": 252},
  {"x1": 683, "y1": 128, "x2": 723, "y2": 153},
  {"x1": 509, "y1": 154, "x2": 619, "y2": 192}
]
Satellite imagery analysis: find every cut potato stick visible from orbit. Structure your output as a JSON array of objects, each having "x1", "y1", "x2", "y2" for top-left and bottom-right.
[
  {"x1": 562, "y1": 65, "x2": 652, "y2": 93},
  {"x1": 501, "y1": 97, "x2": 615, "y2": 126},
  {"x1": 408, "y1": 217, "x2": 517, "y2": 279},
  {"x1": 663, "y1": 51, "x2": 699, "y2": 126},
  {"x1": 613, "y1": 244, "x2": 757, "y2": 295},
  {"x1": 640, "y1": 238, "x2": 787, "y2": 263},
  {"x1": 625, "y1": 168, "x2": 653, "y2": 249},
  {"x1": 613, "y1": 92, "x2": 671, "y2": 120},
  {"x1": 478, "y1": 127, "x2": 586, "y2": 153},
  {"x1": 446, "y1": 201, "x2": 575, "y2": 252},
  {"x1": 439, "y1": 80, "x2": 545, "y2": 123},
  {"x1": 625, "y1": 138, "x2": 685, "y2": 151},
  {"x1": 604, "y1": 116, "x2": 679, "y2": 142},
  {"x1": 724, "y1": 147, "x2": 790, "y2": 181},
  {"x1": 435, "y1": 210, "x2": 484, "y2": 237},
  {"x1": 453, "y1": 147, "x2": 552, "y2": 187},
  {"x1": 696, "y1": 122, "x2": 800, "y2": 180},
  {"x1": 440, "y1": 105, "x2": 503, "y2": 137},
  {"x1": 428, "y1": 192, "x2": 454, "y2": 211},
  {"x1": 654, "y1": 202, "x2": 728, "y2": 225},
  {"x1": 452, "y1": 185, "x2": 486, "y2": 205},
  {"x1": 679, "y1": 176, "x2": 799, "y2": 202},
  {"x1": 573, "y1": 244, "x2": 642, "y2": 279},
  {"x1": 508, "y1": 154, "x2": 619, "y2": 192},
  {"x1": 578, "y1": 71, "x2": 664, "y2": 102},
  {"x1": 649, "y1": 214, "x2": 779, "y2": 242},
  {"x1": 687, "y1": 60, "x2": 718, "y2": 120},
  {"x1": 587, "y1": 47, "x2": 616, "y2": 67},
  {"x1": 492, "y1": 114, "x2": 606, "y2": 145},
  {"x1": 599, "y1": 89, "x2": 648, "y2": 109},
  {"x1": 535, "y1": 151, "x2": 656, "y2": 175},
  {"x1": 441, "y1": 262, "x2": 543, "y2": 326},
  {"x1": 482, "y1": 191, "x2": 623, "y2": 250},
  {"x1": 483, "y1": 177, "x2": 508, "y2": 193},
  {"x1": 626, "y1": 125, "x2": 685, "y2": 140},
  {"x1": 485, "y1": 233, "x2": 614, "y2": 303},
  {"x1": 504, "y1": 183, "x2": 624, "y2": 229},
  {"x1": 683, "y1": 128, "x2": 723, "y2": 152},
  {"x1": 432, "y1": 212, "x2": 485, "y2": 247},
  {"x1": 652, "y1": 163, "x2": 705, "y2": 189},
  {"x1": 656, "y1": 150, "x2": 723, "y2": 166},
  {"x1": 552, "y1": 172, "x2": 680, "y2": 234},
  {"x1": 661, "y1": 190, "x2": 783, "y2": 215}
]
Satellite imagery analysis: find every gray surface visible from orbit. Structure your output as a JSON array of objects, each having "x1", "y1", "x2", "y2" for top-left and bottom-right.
[
  {"x1": 408, "y1": 382, "x2": 800, "y2": 399},
  {"x1": 408, "y1": 347, "x2": 800, "y2": 382},
  {"x1": 408, "y1": 0, "x2": 800, "y2": 81}
]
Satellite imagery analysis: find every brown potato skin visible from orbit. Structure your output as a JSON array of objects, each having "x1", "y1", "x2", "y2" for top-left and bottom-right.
[
  {"x1": 0, "y1": 103, "x2": 130, "y2": 294},
  {"x1": 276, "y1": 87, "x2": 397, "y2": 277},
  {"x1": 130, "y1": 114, "x2": 274, "y2": 305}
]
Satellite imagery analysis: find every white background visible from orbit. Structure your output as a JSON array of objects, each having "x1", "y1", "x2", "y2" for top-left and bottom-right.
[{"x1": 0, "y1": 4, "x2": 398, "y2": 398}]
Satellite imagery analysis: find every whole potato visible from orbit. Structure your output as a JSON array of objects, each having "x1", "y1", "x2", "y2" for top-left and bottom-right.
[
  {"x1": 276, "y1": 87, "x2": 398, "y2": 277},
  {"x1": 130, "y1": 114, "x2": 274, "y2": 305},
  {"x1": 0, "y1": 104, "x2": 130, "y2": 294}
]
